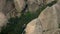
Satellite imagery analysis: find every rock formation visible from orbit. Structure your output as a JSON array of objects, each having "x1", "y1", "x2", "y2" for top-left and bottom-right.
[
  {"x1": 14, "y1": 0, "x2": 55, "y2": 13},
  {"x1": 25, "y1": 18, "x2": 43, "y2": 34},
  {"x1": 45, "y1": 0, "x2": 54, "y2": 4},
  {"x1": 14, "y1": 0, "x2": 26, "y2": 13},
  {"x1": 39, "y1": 6, "x2": 58, "y2": 34},
  {"x1": 27, "y1": 0, "x2": 43, "y2": 13},
  {"x1": 25, "y1": 0, "x2": 60, "y2": 34},
  {"x1": 0, "y1": 0, "x2": 59, "y2": 34}
]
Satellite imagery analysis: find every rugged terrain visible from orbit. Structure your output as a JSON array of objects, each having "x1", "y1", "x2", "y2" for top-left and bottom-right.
[{"x1": 0, "y1": 0, "x2": 59, "y2": 34}]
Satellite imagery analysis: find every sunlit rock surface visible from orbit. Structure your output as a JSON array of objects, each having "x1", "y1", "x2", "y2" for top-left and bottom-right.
[
  {"x1": 38, "y1": 6, "x2": 58, "y2": 34},
  {"x1": 39, "y1": 6, "x2": 58, "y2": 30},
  {"x1": 0, "y1": 0, "x2": 60, "y2": 34},
  {"x1": 25, "y1": 18, "x2": 43, "y2": 34},
  {"x1": 25, "y1": 0, "x2": 60, "y2": 34}
]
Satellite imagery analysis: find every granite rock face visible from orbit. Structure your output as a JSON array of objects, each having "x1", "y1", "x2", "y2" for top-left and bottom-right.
[
  {"x1": 25, "y1": 18, "x2": 43, "y2": 34},
  {"x1": 25, "y1": 0, "x2": 60, "y2": 34}
]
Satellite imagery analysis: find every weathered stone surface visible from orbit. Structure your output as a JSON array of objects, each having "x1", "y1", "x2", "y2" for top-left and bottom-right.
[
  {"x1": 2, "y1": 0, "x2": 21, "y2": 18},
  {"x1": 39, "y1": 6, "x2": 58, "y2": 30},
  {"x1": 0, "y1": 0, "x2": 6, "y2": 11},
  {"x1": 2, "y1": 0, "x2": 15, "y2": 18},
  {"x1": 0, "y1": 12, "x2": 8, "y2": 32},
  {"x1": 14, "y1": 0, "x2": 26, "y2": 12},
  {"x1": 0, "y1": 0, "x2": 8, "y2": 32},
  {"x1": 38, "y1": 1, "x2": 60, "y2": 33},
  {"x1": 27, "y1": 0, "x2": 55, "y2": 13},
  {"x1": 27, "y1": 0, "x2": 43, "y2": 13},
  {"x1": 25, "y1": 18, "x2": 43, "y2": 34},
  {"x1": 25, "y1": 0, "x2": 60, "y2": 34},
  {"x1": 45, "y1": 0, "x2": 54, "y2": 4},
  {"x1": 25, "y1": 6, "x2": 59, "y2": 34},
  {"x1": 13, "y1": 0, "x2": 55, "y2": 13},
  {"x1": 52, "y1": 29, "x2": 60, "y2": 34},
  {"x1": 0, "y1": 0, "x2": 59, "y2": 34},
  {"x1": 39, "y1": 6, "x2": 58, "y2": 34},
  {"x1": 54, "y1": 0, "x2": 60, "y2": 24}
]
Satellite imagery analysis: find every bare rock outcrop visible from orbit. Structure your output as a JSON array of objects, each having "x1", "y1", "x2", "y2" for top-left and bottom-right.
[
  {"x1": 25, "y1": 6, "x2": 59, "y2": 34},
  {"x1": 27, "y1": 0, "x2": 43, "y2": 13},
  {"x1": 25, "y1": 0, "x2": 60, "y2": 34},
  {"x1": 14, "y1": 0, "x2": 55, "y2": 13},
  {"x1": 25, "y1": 18, "x2": 43, "y2": 34},
  {"x1": 45, "y1": 0, "x2": 54, "y2": 4},
  {"x1": 14, "y1": 0, "x2": 26, "y2": 13},
  {"x1": 27, "y1": 0, "x2": 55, "y2": 13},
  {"x1": 38, "y1": 6, "x2": 58, "y2": 34},
  {"x1": 39, "y1": 6, "x2": 58, "y2": 31},
  {"x1": 0, "y1": 0, "x2": 59, "y2": 33}
]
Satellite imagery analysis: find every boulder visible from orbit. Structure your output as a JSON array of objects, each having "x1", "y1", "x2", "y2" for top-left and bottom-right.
[{"x1": 25, "y1": 18, "x2": 43, "y2": 34}]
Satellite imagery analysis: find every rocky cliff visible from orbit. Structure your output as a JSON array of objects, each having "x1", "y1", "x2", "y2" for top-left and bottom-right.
[
  {"x1": 0, "y1": 0, "x2": 59, "y2": 34},
  {"x1": 25, "y1": 0, "x2": 60, "y2": 34}
]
